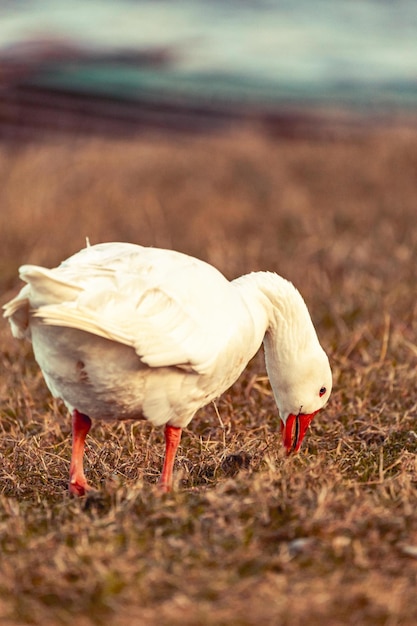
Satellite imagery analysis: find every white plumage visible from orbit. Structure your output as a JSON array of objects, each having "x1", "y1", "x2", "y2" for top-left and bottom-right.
[{"x1": 3, "y1": 242, "x2": 332, "y2": 494}]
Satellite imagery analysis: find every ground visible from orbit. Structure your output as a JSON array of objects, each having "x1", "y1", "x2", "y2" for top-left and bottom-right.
[{"x1": 1, "y1": 125, "x2": 417, "y2": 625}]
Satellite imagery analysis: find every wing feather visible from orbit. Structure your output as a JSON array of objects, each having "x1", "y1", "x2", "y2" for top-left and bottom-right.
[{"x1": 15, "y1": 244, "x2": 239, "y2": 375}]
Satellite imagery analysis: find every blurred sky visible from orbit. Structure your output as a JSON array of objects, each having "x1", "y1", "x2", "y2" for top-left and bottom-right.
[{"x1": 1, "y1": 1, "x2": 417, "y2": 109}]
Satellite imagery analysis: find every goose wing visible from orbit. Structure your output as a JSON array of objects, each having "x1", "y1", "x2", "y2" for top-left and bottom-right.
[{"x1": 13, "y1": 243, "x2": 240, "y2": 375}]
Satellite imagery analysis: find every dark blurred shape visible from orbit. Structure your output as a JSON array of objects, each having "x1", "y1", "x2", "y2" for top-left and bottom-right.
[
  {"x1": 221, "y1": 452, "x2": 252, "y2": 477},
  {"x1": 1, "y1": 31, "x2": 416, "y2": 141},
  {"x1": 0, "y1": 37, "x2": 246, "y2": 140}
]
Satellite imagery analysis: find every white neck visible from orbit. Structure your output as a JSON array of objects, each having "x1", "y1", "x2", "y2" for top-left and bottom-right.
[
  {"x1": 233, "y1": 271, "x2": 318, "y2": 354},
  {"x1": 233, "y1": 271, "x2": 326, "y2": 418}
]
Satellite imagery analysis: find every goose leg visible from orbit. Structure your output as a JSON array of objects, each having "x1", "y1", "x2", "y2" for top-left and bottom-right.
[
  {"x1": 159, "y1": 424, "x2": 182, "y2": 493},
  {"x1": 69, "y1": 409, "x2": 92, "y2": 496}
]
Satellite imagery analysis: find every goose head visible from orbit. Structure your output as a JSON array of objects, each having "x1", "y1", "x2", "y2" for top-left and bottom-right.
[
  {"x1": 259, "y1": 274, "x2": 332, "y2": 454},
  {"x1": 264, "y1": 332, "x2": 332, "y2": 454},
  {"x1": 280, "y1": 348, "x2": 331, "y2": 453}
]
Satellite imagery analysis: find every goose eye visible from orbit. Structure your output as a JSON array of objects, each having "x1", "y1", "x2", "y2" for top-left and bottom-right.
[{"x1": 319, "y1": 387, "x2": 327, "y2": 397}]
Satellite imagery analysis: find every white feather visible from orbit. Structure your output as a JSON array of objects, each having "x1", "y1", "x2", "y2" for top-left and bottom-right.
[{"x1": 3, "y1": 242, "x2": 332, "y2": 429}]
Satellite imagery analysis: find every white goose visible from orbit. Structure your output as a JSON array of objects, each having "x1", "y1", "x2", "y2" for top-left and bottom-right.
[{"x1": 3, "y1": 242, "x2": 332, "y2": 494}]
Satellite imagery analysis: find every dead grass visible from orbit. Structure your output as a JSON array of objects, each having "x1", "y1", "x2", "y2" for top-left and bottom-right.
[{"x1": 1, "y1": 125, "x2": 417, "y2": 625}]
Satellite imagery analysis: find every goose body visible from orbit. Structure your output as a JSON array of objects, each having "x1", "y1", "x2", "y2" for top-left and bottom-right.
[{"x1": 4, "y1": 242, "x2": 332, "y2": 493}]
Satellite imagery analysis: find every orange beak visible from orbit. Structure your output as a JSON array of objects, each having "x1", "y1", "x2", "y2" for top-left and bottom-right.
[{"x1": 281, "y1": 411, "x2": 318, "y2": 454}]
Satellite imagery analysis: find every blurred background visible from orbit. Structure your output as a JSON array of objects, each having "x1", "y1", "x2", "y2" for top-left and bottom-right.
[
  {"x1": 1, "y1": 0, "x2": 417, "y2": 338},
  {"x1": 1, "y1": 0, "x2": 417, "y2": 139}
]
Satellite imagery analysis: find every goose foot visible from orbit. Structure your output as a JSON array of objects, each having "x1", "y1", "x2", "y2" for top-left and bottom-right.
[
  {"x1": 69, "y1": 477, "x2": 93, "y2": 497},
  {"x1": 158, "y1": 424, "x2": 182, "y2": 493},
  {"x1": 69, "y1": 409, "x2": 92, "y2": 497}
]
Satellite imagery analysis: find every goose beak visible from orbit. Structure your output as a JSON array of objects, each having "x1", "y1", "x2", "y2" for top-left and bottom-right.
[{"x1": 281, "y1": 411, "x2": 318, "y2": 454}]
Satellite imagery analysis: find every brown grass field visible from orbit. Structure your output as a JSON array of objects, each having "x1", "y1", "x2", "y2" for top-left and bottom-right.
[{"x1": 1, "y1": 125, "x2": 417, "y2": 625}]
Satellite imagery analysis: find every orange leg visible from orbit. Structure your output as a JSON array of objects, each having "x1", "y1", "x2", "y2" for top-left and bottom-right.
[
  {"x1": 69, "y1": 409, "x2": 92, "y2": 496},
  {"x1": 159, "y1": 424, "x2": 182, "y2": 493}
]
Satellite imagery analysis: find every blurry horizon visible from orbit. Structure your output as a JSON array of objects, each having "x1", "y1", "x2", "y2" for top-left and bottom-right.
[
  {"x1": 0, "y1": 0, "x2": 417, "y2": 106},
  {"x1": 1, "y1": 1, "x2": 417, "y2": 138}
]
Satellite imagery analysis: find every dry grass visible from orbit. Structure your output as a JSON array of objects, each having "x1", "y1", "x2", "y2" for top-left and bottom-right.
[{"x1": 1, "y1": 125, "x2": 417, "y2": 625}]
